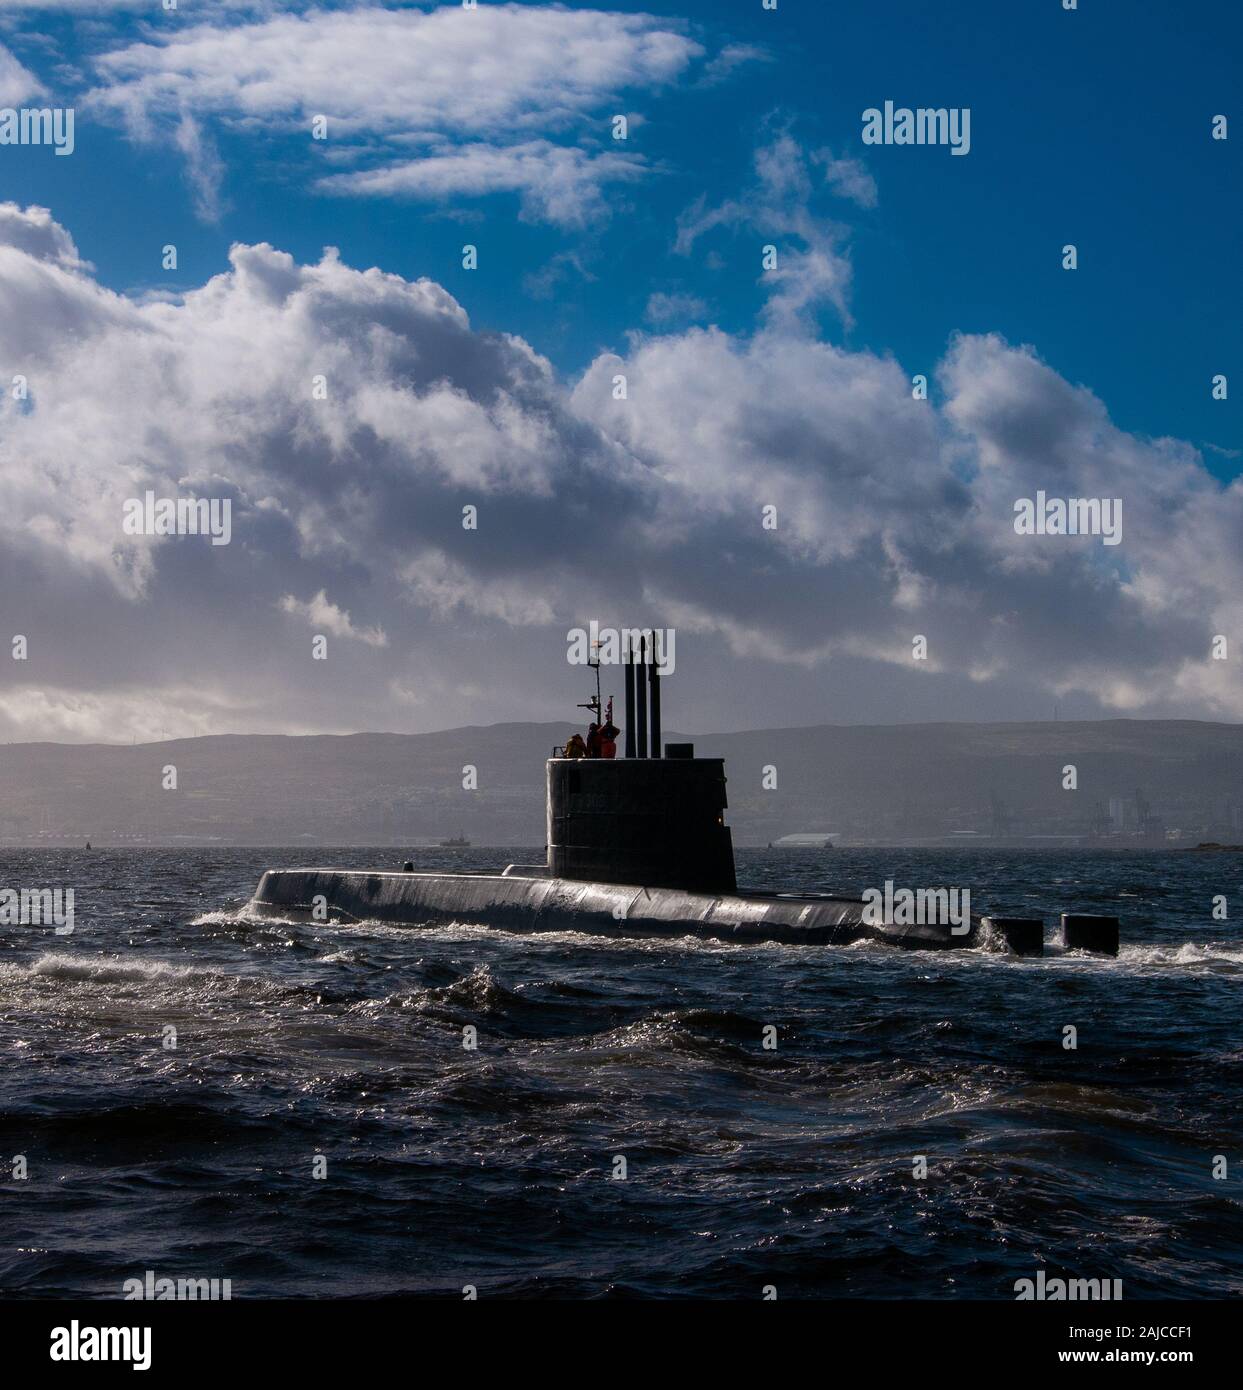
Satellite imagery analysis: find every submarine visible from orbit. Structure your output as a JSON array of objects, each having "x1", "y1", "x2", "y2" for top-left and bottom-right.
[{"x1": 248, "y1": 639, "x2": 1119, "y2": 957}]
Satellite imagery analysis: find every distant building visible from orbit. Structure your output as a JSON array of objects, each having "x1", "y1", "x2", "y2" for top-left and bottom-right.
[{"x1": 1106, "y1": 790, "x2": 1165, "y2": 839}]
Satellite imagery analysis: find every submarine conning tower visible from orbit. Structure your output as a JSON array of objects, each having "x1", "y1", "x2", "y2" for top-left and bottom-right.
[
  {"x1": 547, "y1": 754, "x2": 736, "y2": 892},
  {"x1": 546, "y1": 634, "x2": 737, "y2": 894}
]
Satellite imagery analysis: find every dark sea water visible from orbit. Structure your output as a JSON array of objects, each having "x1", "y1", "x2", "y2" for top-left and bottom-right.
[{"x1": 1, "y1": 846, "x2": 1240, "y2": 1300}]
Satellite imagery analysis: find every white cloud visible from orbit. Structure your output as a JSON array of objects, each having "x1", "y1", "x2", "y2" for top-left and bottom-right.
[
  {"x1": 0, "y1": 0, "x2": 304, "y2": 10},
  {"x1": 675, "y1": 131, "x2": 859, "y2": 330},
  {"x1": 813, "y1": 147, "x2": 878, "y2": 208},
  {"x1": 84, "y1": 3, "x2": 703, "y2": 223},
  {"x1": 644, "y1": 290, "x2": 709, "y2": 325},
  {"x1": 0, "y1": 683, "x2": 277, "y2": 744},
  {"x1": 0, "y1": 41, "x2": 43, "y2": 106},
  {"x1": 1, "y1": 200, "x2": 1241, "y2": 741},
  {"x1": 697, "y1": 42, "x2": 770, "y2": 88},
  {"x1": 522, "y1": 248, "x2": 596, "y2": 301},
  {"x1": 0, "y1": 200, "x2": 84, "y2": 267},
  {"x1": 320, "y1": 140, "x2": 648, "y2": 229},
  {"x1": 90, "y1": 5, "x2": 698, "y2": 134},
  {"x1": 279, "y1": 589, "x2": 388, "y2": 647},
  {"x1": 172, "y1": 109, "x2": 228, "y2": 222},
  {"x1": 402, "y1": 549, "x2": 557, "y2": 628}
]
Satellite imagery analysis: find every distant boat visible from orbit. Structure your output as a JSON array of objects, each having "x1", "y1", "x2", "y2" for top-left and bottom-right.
[
  {"x1": 771, "y1": 833, "x2": 836, "y2": 849},
  {"x1": 439, "y1": 834, "x2": 471, "y2": 848},
  {"x1": 85, "y1": 840, "x2": 91, "y2": 850}
]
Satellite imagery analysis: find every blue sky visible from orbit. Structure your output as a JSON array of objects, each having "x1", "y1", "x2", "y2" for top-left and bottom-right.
[
  {"x1": 0, "y1": 0, "x2": 1240, "y2": 741},
  {"x1": 4, "y1": 0, "x2": 1238, "y2": 465}
]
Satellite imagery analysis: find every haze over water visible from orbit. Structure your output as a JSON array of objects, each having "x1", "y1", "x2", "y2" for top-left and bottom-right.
[{"x1": 1, "y1": 846, "x2": 1240, "y2": 1299}]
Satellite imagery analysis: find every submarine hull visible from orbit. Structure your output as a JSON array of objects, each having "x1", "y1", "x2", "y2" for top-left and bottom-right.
[{"x1": 247, "y1": 868, "x2": 976, "y2": 950}]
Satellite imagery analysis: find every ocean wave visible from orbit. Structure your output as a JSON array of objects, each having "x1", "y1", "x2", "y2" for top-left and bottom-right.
[
  {"x1": 0, "y1": 952, "x2": 315, "y2": 1007},
  {"x1": 192, "y1": 907, "x2": 304, "y2": 930},
  {"x1": 23, "y1": 952, "x2": 211, "y2": 986},
  {"x1": 1122, "y1": 941, "x2": 1243, "y2": 968}
]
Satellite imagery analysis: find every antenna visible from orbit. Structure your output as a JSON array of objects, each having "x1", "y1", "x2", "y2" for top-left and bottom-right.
[{"x1": 577, "y1": 643, "x2": 602, "y2": 723}]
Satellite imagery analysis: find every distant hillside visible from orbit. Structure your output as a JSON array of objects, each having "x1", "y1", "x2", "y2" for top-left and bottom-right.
[{"x1": 1, "y1": 720, "x2": 1241, "y2": 845}]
